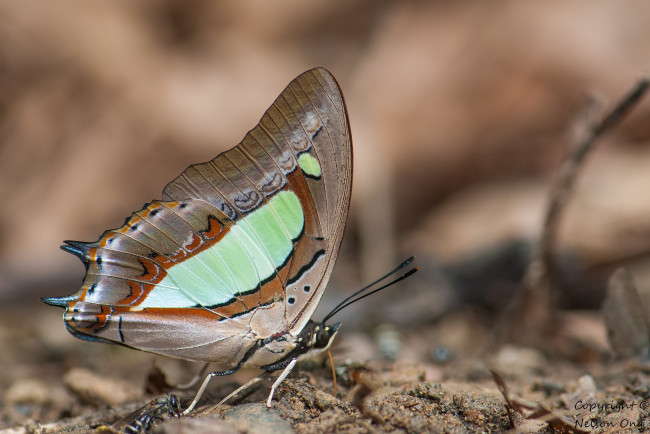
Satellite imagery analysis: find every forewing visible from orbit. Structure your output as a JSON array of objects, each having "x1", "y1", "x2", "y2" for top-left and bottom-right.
[
  {"x1": 163, "y1": 68, "x2": 352, "y2": 332},
  {"x1": 47, "y1": 68, "x2": 351, "y2": 362}
]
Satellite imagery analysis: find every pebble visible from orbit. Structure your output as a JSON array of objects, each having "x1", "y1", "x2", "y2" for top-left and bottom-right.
[
  {"x1": 5, "y1": 379, "x2": 52, "y2": 405},
  {"x1": 156, "y1": 417, "x2": 239, "y2": 433},
  {"x1": 223, "y1": 403, "x2": 294, "y2": 434},
  {"x1": 494, "y1": 345, "x2": 546, "y2": 375},
  {"x1": 560, "y1": 374, "x2": 597, "y2": 411},
  {"x1": 62, "y1": 367, "x2": 141, "y2": 406},
  {"x1": 5, "y1": 378, "x2": 72, "y2": 407}
]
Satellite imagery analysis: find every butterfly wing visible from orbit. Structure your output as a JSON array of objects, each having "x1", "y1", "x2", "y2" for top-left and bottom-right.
[{"x1": 45, "y1": 68, "x2": 352, "y2": 366}]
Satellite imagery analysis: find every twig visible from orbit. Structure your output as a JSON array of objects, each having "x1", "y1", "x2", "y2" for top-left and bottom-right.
[
  {"x1": 490, "y1": 368, "x2": 591, "y2": 433},
  {"x1": 498, "y1": 74, "x2": 650, "y2": 343},
  {"x1": 489, "y1": 368, "x2": 517, "y2": 429},
  {"x1": 527, "y1": 75, "x2": 650, "y2": 290},
  {"x1": 328, "y1": 349, "x2": 337, "y2": 397}
]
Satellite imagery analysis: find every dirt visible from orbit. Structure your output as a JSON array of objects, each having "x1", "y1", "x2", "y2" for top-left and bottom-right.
[{"x1": 3, "y1": 300, "x2": 650, "y2": 433}]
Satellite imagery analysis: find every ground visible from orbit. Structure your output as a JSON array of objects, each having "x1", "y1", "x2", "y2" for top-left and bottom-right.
[{"x1": 3, "y1": 300, "x2": 650, "y2": 433}]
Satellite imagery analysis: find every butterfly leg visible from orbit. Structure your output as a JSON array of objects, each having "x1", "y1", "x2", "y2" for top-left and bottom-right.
[
  {"x1": 182, "y1": 366, "x2": 240, "y2": 415},
  {"x1": 266, "y1": 357, "x2": 297, "y2": 408}
]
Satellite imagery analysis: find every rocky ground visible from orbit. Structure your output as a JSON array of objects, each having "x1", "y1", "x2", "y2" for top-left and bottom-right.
[
  {"x1": 3, "y1": 2, "x2": 650, "y2": 433},
  {"x1": 3, "y1": 299, "x2": 650, "y2": 433}
]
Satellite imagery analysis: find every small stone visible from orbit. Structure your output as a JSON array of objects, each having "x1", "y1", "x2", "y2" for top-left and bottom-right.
[
  {"x1": 155, "y1": 416, "x2": 239, "y2": 433},
  {"x1": 515, "y1": 418, "x2": 550, "y2": 433},
  {"x1": 5, "y1": 379, "x2": 52, "y2": 405},
  {"x1": 494, "y1": 345, "x2": 546, "y2": 375},
  {"x1": 223, "y1": 403, "x2": 294, "y2": 434},
  {"x1": 63, "y1": 367, "x2": 141, "y2": 406},
  {"x1": 561, "y1": 375, "x2": 597, "y2": 411}
]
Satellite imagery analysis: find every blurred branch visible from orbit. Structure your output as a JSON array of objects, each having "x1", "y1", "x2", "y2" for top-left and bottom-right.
[
  {"x1": 498, "y1": 74, "x2": 650, "y2": 343},
  {"x1": 527, "y1": 74, "x2": 649, "y2": 292}
]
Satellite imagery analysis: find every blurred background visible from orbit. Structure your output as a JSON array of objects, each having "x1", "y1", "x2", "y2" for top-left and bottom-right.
[{"x1": 2, "y1": 0, "x2": 650, "y2": 420}]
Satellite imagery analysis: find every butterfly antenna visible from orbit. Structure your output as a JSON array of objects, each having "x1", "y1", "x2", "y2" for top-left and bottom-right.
[
  {"x1": 322, "y1": 257, "x2": 417, "y2": 323},
  {"x1": 322, "y1": 256, "x2": 413, "y2": 322}
]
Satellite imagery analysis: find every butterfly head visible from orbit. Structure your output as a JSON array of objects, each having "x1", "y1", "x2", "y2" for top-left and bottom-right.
[
  {"x1": 295, "y1": 320, "x2": 340, "y2": 361},
  {"x1": 287, "y1": 258, "x2": 419, "y2": 365},
  {"x1": 258, "y1": 320, "x2": 339, "y2": 371},
  {"x1": 313, "y1": 321, "x2": 341, "y2": 349}
]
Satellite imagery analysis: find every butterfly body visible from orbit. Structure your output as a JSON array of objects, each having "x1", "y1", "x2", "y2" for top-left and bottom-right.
[{"x1": 43, "y1": 68, "x2": 352, "y2": 373}]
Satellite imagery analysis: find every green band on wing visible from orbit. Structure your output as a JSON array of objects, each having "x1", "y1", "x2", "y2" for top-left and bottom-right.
[
  {"x1": 298, "y1": 153, "x2": 321, "y2": 178},
  {"x1": 140, "y1": 191, "x2": 304, "y2": 308}
]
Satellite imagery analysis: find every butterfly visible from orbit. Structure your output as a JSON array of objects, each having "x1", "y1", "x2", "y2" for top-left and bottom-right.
[{"x1": 43, "y1": 68, "x2": 353, "y2": 408}]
